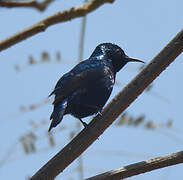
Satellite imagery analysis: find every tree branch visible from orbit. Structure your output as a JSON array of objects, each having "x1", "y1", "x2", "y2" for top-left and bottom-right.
[
  {"x1": 30, "y1": 29, "x2": 183, "y2": 180},
  {"x1": 0, "y1": 0, "x2": 54, "y2": 11},
  {"x1": 0, "y1": 0, "x2": 115, "y2": 52},
  {"x1": 86, "y1": 150, "x2": 183, "y2": 180}
]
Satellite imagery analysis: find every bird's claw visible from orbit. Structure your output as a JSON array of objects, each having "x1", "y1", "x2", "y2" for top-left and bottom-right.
[
  {"x1": 78, "y1": 118, "x2": 89, "y2": 128},
  {"x1": 97, "y1": 111, "x2": 102, "y2": 116},
  {"x1": 83, "y1": 122, "x2": 89, "y2": 128}
]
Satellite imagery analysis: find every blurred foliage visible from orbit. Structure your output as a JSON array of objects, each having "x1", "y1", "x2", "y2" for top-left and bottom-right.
[
  {"x1": 19, "y1": 132, "x2": 37, "y2": 154},
  {"x1": 48, "y1": 133, "x2": 55, "y2": 147},
  {"x1": 116, "y1": 112, "x2": 173, "y2": 130},
  {"x1": 29, "y1": 119, "x2": 48, "y2": 129},
  {"x1": 19, "y1": 127, "x2": 56, "y2": 154},
  {"x1": 14, "y1": 51, "x2": 61, "y2": 72},
  {"x1": 19, "y1": 98, "x2": 50, "y2": 113},
  {"x1": 29, "y1": 118, "x2": 66, "y2": 131},
  {"x1": 16, "y1": 113, "x2": 173, "y2": 155}
]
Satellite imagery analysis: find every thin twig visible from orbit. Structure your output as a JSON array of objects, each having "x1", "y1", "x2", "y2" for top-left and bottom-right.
[
  {"x1": 0, "y1": 0, "x2": 54, "y2": 11},
  {"x1": 30, "y1": 29, "x2": 183, "y2": 180},
  {"x1": 86, "y1": 150, "x2": 183, "y2": 180},
  {"x1": 0, "y1": 0, "x2": 115, "y2": 52},
  {"x1": 77, "y1": 1, "x2": 88, "y2": 179},
  {"x1": 78, "y1": 5, "x2": 87, "y2": 62}
]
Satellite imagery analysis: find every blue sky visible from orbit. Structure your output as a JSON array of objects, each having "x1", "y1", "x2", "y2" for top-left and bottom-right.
[{"x1": 0, "y1": 0, "x2": 183, "y2": 179}]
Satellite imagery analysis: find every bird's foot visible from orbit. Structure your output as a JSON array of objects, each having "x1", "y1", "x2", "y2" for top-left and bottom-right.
[
  {"x1": 78, "y1": 118, "x2": 89, "y2": 128},
  {"x1": 97, "y1": 111, "x2": 102, "y2": 116},
  {"x1": 83, "y1": 122, "x2": 89, "y2": 128}
]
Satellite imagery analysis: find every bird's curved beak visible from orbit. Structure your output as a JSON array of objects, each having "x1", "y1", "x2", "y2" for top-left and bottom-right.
[{"x1": 125, "y1": 56, "x2": 145, "y2": 63}]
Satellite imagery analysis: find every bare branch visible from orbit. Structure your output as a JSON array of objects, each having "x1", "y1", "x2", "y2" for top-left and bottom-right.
[
  {"x1": 86, "y1": 150, "x2": 183, "y2": 180},
  {"x1": 0, "y1": 0, "x2": 115, "y2": 52},
  {"x1": 30, "y1": 29, "x2": 183, "y2": 180},
  {"x1": 0, "y1": 0, "x2": 54, "y2": 11}
]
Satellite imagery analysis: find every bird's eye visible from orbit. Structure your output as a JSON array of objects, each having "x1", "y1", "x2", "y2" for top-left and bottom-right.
[{"x1": 115, "y1": 49, "x2": 121, "y2": 55}]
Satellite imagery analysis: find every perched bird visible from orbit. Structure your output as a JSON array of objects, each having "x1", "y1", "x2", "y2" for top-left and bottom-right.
[{"x1": 48, "y1": 43, "x2": 144, "y2": 131}]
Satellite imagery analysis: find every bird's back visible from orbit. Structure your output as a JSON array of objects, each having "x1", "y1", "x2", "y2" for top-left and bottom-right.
[{"x1": 63, "y1": 58, "x2": 115, "y2": 118}]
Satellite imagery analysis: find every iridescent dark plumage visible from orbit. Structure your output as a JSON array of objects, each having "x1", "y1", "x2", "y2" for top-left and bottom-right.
[{"x1": 48, "y1": 43, "x2": 144, "y2": 131}]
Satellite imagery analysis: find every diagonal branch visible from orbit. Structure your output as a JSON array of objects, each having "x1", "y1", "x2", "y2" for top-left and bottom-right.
[
  {"x1": 86, "y1": 150, "x2": 183, "y2": 180},
  {"x1": 30, "y1": 29, "x2": 183, "y2": 180},
  {"x1": 0, "y1": 0, "x2": 54, "y2": 11},
  {"x1": 0, "y1": 0, "x2": 115, "y2": 52}
]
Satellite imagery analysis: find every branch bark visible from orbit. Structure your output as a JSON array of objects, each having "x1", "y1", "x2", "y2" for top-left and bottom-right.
[
  {"x1": 86, "y1": 150, "x2": 183, "y2": 180},
  {"x1": 30, "y1": 29, "x2": 183, "y2": 180},
  {"x1": 0, "y1": 0, "x2": 115, "y2": 52},
  {"x1": 0, "y1": 0, "x2": 54, "y2": 11}
]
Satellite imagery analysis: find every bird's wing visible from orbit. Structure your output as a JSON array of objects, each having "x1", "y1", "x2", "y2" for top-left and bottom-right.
[
  {"x1": 49, "y1": 60, "x2": 108, "y2": 105},
  {"x1": 48, "y1": 72, "x2": 70, "y2": 97}
]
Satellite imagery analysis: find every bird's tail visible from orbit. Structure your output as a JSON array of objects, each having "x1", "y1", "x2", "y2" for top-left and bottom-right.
[{"x1": 48, "y1": 99, "x2": 68, "y2": 132}]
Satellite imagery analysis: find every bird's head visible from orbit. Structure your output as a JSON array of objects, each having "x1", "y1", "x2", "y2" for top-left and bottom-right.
[{"x1": 91, "y1": 43, "x2": 144, "y2": 73}]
